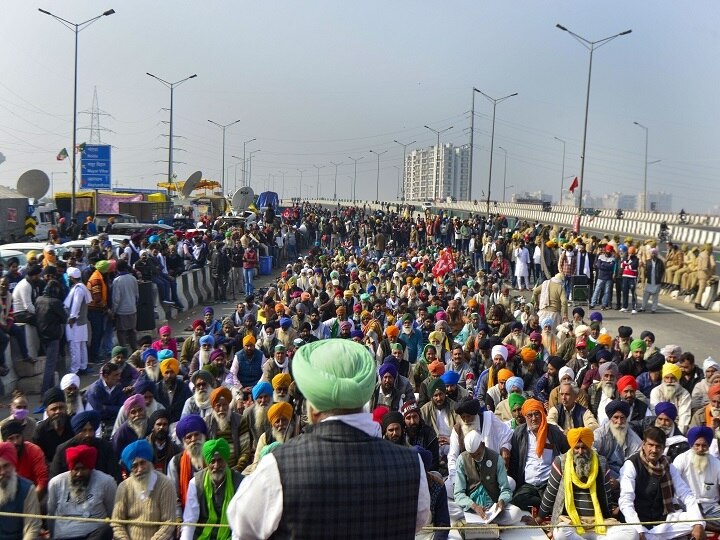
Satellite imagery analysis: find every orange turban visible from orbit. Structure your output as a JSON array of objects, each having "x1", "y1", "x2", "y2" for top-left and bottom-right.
[
  {"x1": 467, "y1": 298, "x2": 478, "y2": 309},
  {"x1": 521, "y1": 399, "x2": 547, "y2": 457},
  {"x1": 520, "y1": 347, "x2": 537, "y2": 363},
  {"x1": 497, "y1": 369, "x2": 514, "y2": 383},
  {"x1": 567, "y1": 427, "x2": 594, "y2": 448},
  {"x1": 385, "y1": 325, "x2": 399, "y2": 338},
  {"x1": 597, "y1": 334, "x2": 613, "y2": 347},
  {"x1": 243, "y1": 335, "x2": 256, "y2": 347},
  {"x1": 428, "y1": 360, "x2": 445, "y2": 377},
  {"x1": 267, "y1": 402, "x2": 293, "y2": 424},
  {"x1": 710, "y1": 384, "x2": 720, "y2": 400},
  {"x1": 210, "y1": 387, "x2": 232, "y2": 407},
  {"x1": 706, "y1": 385, "x2": 720, "y2": 427}
]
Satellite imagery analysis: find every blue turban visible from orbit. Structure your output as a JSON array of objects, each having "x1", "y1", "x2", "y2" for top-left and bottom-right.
[
  {"x1": 541, "y1": 318, "x2": 554, "y2": 328},
  {"x1": 70, "y1": 410, "x2": 101, "y2": 434},
  {"x1": 605, "y1": 400, "x2": 630, "y2": 419},
  {"x1": 688, "y1": 426, "x2": 714, "y2": 447},
  {"x1": 595, "y1": 348, "x2": 613, "y2": 363},
  {"x1": 414, "y1": 445, "x2": 432, "y2": 471},
  {"x1": 203, "y1": 307, "x2": 214, "y2": 315},
  {"x1": 505, "y1": 376, "x2": 524, "y2": 393},
  {"x1": 441, "y1": 371, "x2": 461, "y2": 385},
  {"x1": 149, "y1": 235, "x2": 160, "y2": 244},
  {"x1": 121, "y1": 439, "x2": 154, "y2": 471},
  {"x1": 350, "y1": 330, "x2": 364, "y2": 339},
  {"x1": 141, "y1": 348, "x2": 158, "y2": 362},
  {"x1": 157, "y1": 349, "x2": 173, "y2": 361},
  {"x1": 654, "y1": 402, "x2": 677, "y2": 422},
  {"x1": 252, "y1": 381, "x2": 273, "y2": 400},
  {"x1": 378, "y1": 362, "x2": 397, "y2": 380},
  {"x1": 175, "y1": 414, "x2": 207, "y2": 440},
  {"x1": 199, "y1": 335, "x2": 215, "y2": 347},
  {"x1": 134, "y1": 378, "x2": 156, "y2": 396},
  {"x1": 279, "y1": 317, "x2": 292, "y2": 328}
]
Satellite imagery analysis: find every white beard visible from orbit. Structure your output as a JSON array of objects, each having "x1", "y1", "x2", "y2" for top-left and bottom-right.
[
  {"x1": 146, "y1": 366, "x2": 160, "y2": 382},
  {"x1": 198, "y1": 350, "x2": 210, "y2": 369},
  {"x1": 129, "y1": 417, "x2": 148, "y2": 438},
  {"x1": 188, "y1": 439, "x2": 206, "y2": 469},
  {"x1": 692, "y1": 452, "x2": 709, "y2": 475},
  {"x1": 254, "y1": 403, "x2": 270, "y2": 429},
  {"x1": 661, "y1": 383, "x2": 678, "y2": 401},
  {"x1": 194, "y1": 390, "x2": 210, "y2": 409},
  {"x1": 0, "y1": 472, "x2": 17, "y2": 508},
  {"x1": 573, "y1": 453, "x2": 591, "y2": 480},
  {"x1": 460, "y1": 416, "x2": 481, "y2": 437},
  {"x1": 212, "y1": 410, "x2": 230, "y2": 432},
  {"x1": 273, "y1": 391, "x2": 290, "y2": 403},
  {"x1": 609, "y1": 423, "x2": 627, "y2": 447},
  {"x1": 657, "y1": 423, "x2": 673, "y2": 436},
  {"x1": 602, "y1": 382, "x2": 616, "y2": 399},
  {"x1": 128, "y1": 470, "x2": 151, "y2": 493},
  {"x1": 271, "y1": 427, "x2": 286, "y2": 444},
  {"x1": 402, "y1": 326, "x2": 412, "y2": 335}
]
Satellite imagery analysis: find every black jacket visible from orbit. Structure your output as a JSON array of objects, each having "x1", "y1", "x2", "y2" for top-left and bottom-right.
[{"x1": 34, "y1": 294, "x2": 68, "y2": 341}]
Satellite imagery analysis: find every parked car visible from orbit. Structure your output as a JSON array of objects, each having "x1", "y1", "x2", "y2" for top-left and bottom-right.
[
  {"x1": 0, "y1": 249, "x2": 27, "y2": 267},
  {"x1": 94, "y1": 213, "x2": 138, "y2": 233},
  {"x1": 107, "y1": 223, "x2": 174, "y2": 236}
]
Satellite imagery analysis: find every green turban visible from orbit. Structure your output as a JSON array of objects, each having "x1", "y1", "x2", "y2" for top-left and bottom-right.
[
  {"x1": 427, "y1": 377, "x2": 446, "y2": 397},
  {"x1": 427, "y1": 306, "x2": 438, "y2": 316},
  {"x1": 630, "y1": 339, "x2": 647, "y2": 353},
  {"x1": 508, "y1": 393, "x2": 526, "y2": 410},
  {"x1": 202, "y1": 438, "x2": 230, "y2": 464},
  {"x1": 260, "y1": 441, "x2": 282, "y2": 460},
  {"x1": 291, "y1": 340, "x2": 377, "y2": 413}
]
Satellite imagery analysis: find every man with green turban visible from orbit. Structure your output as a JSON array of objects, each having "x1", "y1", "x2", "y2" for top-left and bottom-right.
[
  {"x1": 181, "y1": 438, "x2": 243, "y2": 540},
  {"x1": 227, "y1": 340, "x2": 431, "y2": 538},
  {"x1": 508, "y1": 393, "x2": 527, "y2": 429}
]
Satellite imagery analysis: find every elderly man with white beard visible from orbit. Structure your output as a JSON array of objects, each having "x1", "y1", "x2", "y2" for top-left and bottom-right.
[
  {"x1": 674, "y1": 426, "x2": 720, "y2": 533},
  {"x1": 168, "y1": 414, "x2": 208, "y2": 513},
  {"x1": 205, "y1": 387, "x2": 252, "y2": 472},
  {"x1": 189, "y1": 334, "x2": 215, "y2": 374},
  {"x1": 111, "y1": 379, "x2": 164, "y2": 437},
  {"x1": 261, "y1": 344, "x2": 290, "y2": 382},
  {"x1": 182, "y1": 370, "x2": 216, "y2": 420},
  {"x1": 112, "y1": 393, "x2": 149, "y2": 457},
  {"x1": 652, "y1": 401, "x2": 690, "y2": 461},
  {"x1": 243, "y1": 401, "x2": 294, "y2": 475},
  {"x1": 650, "y1": 362, "x2": 692, "y2": 434},
  {"x1": 587, "y1": 361, "x2": 619, "y2": 424},
  {"x1": 113, "y1": 439, "x2": 177, "y2": 540},
  {"x1": 0, "y1": 442, "x2": 41, "y2": 540},
  {"x1": 138, "y1": 348, "x2": 161, "y2": 382},
  {"x1": 592, "y1": 400, "x2": 642, "y2": 493},
  {"x1": 60, "y1": 373, "x2": 93, "y2": 417},
  {"x1": 47, "y1": 445, "x2": 116, "y2": 540},
  {"x1": 244, "y1": 381, "x2": 274, "y2": 448},
  {"x1": 271, "y1": 373, "x2": 293, "y2": 404},
  {"x1": 179, "y1": 319, "x2": 205, "y2": 368}
]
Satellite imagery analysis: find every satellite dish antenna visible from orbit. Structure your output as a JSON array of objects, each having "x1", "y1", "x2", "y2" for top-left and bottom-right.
[
  {"x1": 17, "y1": 169, "x2": 50, "y2": 200},
  {"x1": 232, "y1": 186, "x2": 254, "y2": 212},
  {"x1": 181, "y1": 171, "x2": 203, "y2": 198}
]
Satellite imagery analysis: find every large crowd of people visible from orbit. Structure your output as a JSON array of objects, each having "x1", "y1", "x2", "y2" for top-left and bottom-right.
[{"x1": 0, "y1": 201, "x2": 717, "y2": 539}]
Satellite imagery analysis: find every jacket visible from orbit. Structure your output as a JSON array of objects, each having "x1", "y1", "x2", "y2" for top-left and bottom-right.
[
  {"x1": 509, "y1": 423, "x2": 569, "y2": 487},
  {"x1": 34, "y1": 294, "x2": 68, "y2": 342}
]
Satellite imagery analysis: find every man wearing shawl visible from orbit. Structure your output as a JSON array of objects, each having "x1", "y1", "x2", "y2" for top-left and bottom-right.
[
  {"x1": 369, "y1": 361, "x2": 409, "y2": 412},
  {"x1": 168, "y1": 414, "x2": 207, "y2": 511},
  {"x1": 650, "y1": 362, "x2": 692, "y2": 434},
  {"x1": 619, "y1": 426, "x2": 705, "y2": 540},
  {"x1": 494, "y1": 376, "x2": 525, "y2": 421},
  {"x1": 112, "y1": 393, "x2": 148, "y2": 457},
  {"x1": 538, "y1": 427, "x2": 621, "y2": 540},
  {"x1": 0, "y1": 442, "x2": 41, "y2": 540},
  {"x1": 181, "y1": 438, "x2": 242, "y2": 540},
  {"x1": 227, "y1": 340, "x2": 430, "y2": 538},
  {"x1": 156, "y1": 357, "x2": 193, "y2": 424},
  {"x1": 592, "y1": 401, "x2": 642, "y2": 490},
  {"x1": 47, "y1": 444, "x2": 116, "y2": 540},
  {"x1": 475, "y1": 344, "x2": 509, "y2": 408},
  {"x1": 509, "y1": 398, "x2": 569, "y2": 510},
  {"x1": 205, "y1": 387, "x2": 252, "y2": 472},
  {"x1": 420, "y1": 378, "x2": 458, "y2": 460},
  {"x1": 112, "y1": 440, "x2": 177, "y2": 540}
]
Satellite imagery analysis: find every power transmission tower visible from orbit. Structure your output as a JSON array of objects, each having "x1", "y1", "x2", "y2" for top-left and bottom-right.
[{"x1": 79, "y1": 86, "x2": 113, "y2": 143}]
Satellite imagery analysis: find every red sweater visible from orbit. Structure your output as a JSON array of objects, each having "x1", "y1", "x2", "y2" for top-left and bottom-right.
[{"x1": 17, "y1": 441, "x2": 48, "y2": 491}]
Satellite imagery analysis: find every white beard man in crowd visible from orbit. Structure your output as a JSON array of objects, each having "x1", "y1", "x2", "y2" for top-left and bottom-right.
[
  {"x1": 244, "y1": 381, "x2": 274, "y2": 444},
  {"x1": 181, "y1": 370, "x2": 215, "y2": 420},
  {"x1": 0, "y1": 442, "x2": 41, "y2": 539},
  {"x1": 650, "y1": 362, "x2": 692, "y2": 433},
  {"x1": 272, "y1": 373, "x2": 292, "y2": 404}
]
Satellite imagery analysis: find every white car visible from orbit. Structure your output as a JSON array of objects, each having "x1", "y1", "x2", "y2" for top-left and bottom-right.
[
  {"x1": 422, "y1": 201, "x2": 433, "y2": 209},
  {"x1": 0, "y1": 242, "x2": 48, "y2": 257},
  {"x1": 0, "y1": 249, "x2": 26, "y2": 267}
]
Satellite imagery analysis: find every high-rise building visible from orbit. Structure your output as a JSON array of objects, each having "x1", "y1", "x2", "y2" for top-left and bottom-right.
[{"x1": 403, "y1": 143, "x2": 469, "y2": 201}]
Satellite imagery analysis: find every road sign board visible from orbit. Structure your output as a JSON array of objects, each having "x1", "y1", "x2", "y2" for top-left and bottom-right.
[{"x1": 81, "y1": 144, "x2": 111, "y2": 190}]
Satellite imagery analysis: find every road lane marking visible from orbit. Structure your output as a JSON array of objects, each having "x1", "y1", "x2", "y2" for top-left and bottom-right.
[{"x1": 658, "y1": 303, "x2": 720, "y2": 328}]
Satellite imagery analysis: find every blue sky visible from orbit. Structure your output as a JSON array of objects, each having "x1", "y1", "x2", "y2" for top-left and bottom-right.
[{"x1": 1, "y1": 1, "x2": 718, "y2": 211}]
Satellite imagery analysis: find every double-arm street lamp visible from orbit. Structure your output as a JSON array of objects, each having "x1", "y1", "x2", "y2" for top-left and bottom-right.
[
  {"x1": 393, "y1": 139, "x2": 416, "y2": 201},
  {"x1": 369, "y1": 149, "x2": 388, "y2": 201},
  {"x1": 424, "y1": 125, "x2": 453, "y2": 201},
  {"x1": 208, "y1": 119, "x2": 241, "y2": 195}
]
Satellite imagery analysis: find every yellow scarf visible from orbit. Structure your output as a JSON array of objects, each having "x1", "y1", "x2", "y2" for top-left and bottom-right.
[{"x1": 563, "y1": 451, "x2": 605, "y2": 535}]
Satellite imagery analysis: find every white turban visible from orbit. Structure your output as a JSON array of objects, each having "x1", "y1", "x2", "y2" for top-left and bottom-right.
[
  {"x1": 559, "y1": 366, "x2": 575, "y2": 382},
  {"x1": 491, "y1": 345, "x2": 508, "y2": 362},
  {"x1": 464, "y1": 430, "x2": 483, "y2": 454},
  {"x1": 60, "y1": 373, "x2": 80, "y2": 390},
  {"x1": 704, "y1": 357, "x2": 720, "y2": 372},
  {"x1": 574, "y1": 324, "x2": 589, "y2": 338}
]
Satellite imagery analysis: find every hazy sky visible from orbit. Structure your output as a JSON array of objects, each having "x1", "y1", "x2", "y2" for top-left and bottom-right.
[{"x1": 1, "y1": 1, "x2": 718, "y2": 211}]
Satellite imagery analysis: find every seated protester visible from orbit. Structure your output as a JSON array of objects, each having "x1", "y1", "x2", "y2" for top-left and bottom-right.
[
  {"x1": 418, "y1": 359, "x2": 447, "y2": 408},
  {"x1": 202, "y1": 306, "x2": 222, "y2": 335},
  {"x1": 261, "y1": 344, "x2": 290, "y2": 383},
  {"x1": 692, "y1": 357, "x2": 720, "y2": 413},
  {"x1": 189, "y1": 335, "x2": 215, "y2": 374},
  {"x1": 538, "y1": 427, "x2": 622, "y2": 540},
  {"x1": 653, "y1": 401, "x2": 690, "y2": 461},
  {"x1": 168, "y1": 414, "x2": 208, "y2": 512},
  {"x1": 420, "y1": 379, "x2": 458, "y2": 463},
  {"x1": 509, "y1": 398, "x2": 570, "y2": 511},
  {"x1": 145, "y1": 410, "x2": 181, "y2": 474},
  {"x1": 616, "y1": 375, "x2": 652, "y2": 436},
  {"x1": 454, "y1": 431, "x2": 522, "y2": 526},
  {"x1": 618, "y1": 426, "x2": 705, "y2": 540},
  {"x1": 297, "y1": 321, "x2": 319, "y2": 344},
  {"x1": 47, "y1": 445, "x2": 116, "y2": 540},
  {"x1": 257, "y1": 321, "x2": 280, "y2": 360},
  {"x1": 156, "y1": 358, "x2": 193, "y2": 424},
  {"x1": 592, "y1": 400, "x2": 642, "y2": 493},
  {"x1": 474, "y1": 344, "x2": 510, "y2": 409},
  {"x1": 415, "y1": 445, "x2": 451, "y2": 540},
  {"x1": 506, "y1": 393, "x2": 526, "y2": 430},
  {"x1": 151, "y1": 325, "x2": 178, "y2": 359},
  {"x1": 409, "y1": 344, "x2": 437, "y2": 395},
  {"x1": 636, "y1": 351, "x2": 664, "y2": 399},
  {"x1": 111, "y1": 394, "x2": 148, "y2": 458},
  {"x1": 548, "y1": 381, "x2": 599, "y2": 433},
  {"x1": 402, "y1": 401, "x2": 440, "y2": 472},
  {"x1": 678, "y1": 352, "x2": 704, "y2": 396},
  {"x1": 381, "y1": 411, "x2": 407, "y2": 446},
  {"x1": 180, "y1": 319, "x2": 205, "y2": 368},
  {"x1": 0, "y1": 442, "x2": 42, "y2": 539},
  {"x1": 442, "y1": 370, "x2": 468, "y2": 404},
  {"x1": 692, "y1": 385, "x2": 720, "y2": 436},
  {"x1": 578, "y1": 346, "x2": 613, "y2": 393},
  {"x1": 109, "y1": 346, "x2": 139, "y2": 395},
  {"x1": 511, "y1": 345, "x2": 544, "y2": 398},
  {"x1": 128, "y1": 335, "x2": 154, "y2": 370},
  {"x1": 447, "y1": 343, "x2": 472, "y2": 383},
  {"x1": 494, "y1": 376, "x2": 525, "y2": 422},
  {"x1": 182, "y1": 370, "x2": 216, "y2": 420},
  {"x1": 617, "y1": 338, "x2": 648, "y2": 378},
  {"x1": 650, "y1": 362, "x2": 692, "y2": 434},
  {"x1": 230, "y1": 335, "x2": 265, "y2": 391},
  {"x1": 111, "y1": 379, "x2": 163, "y2": 436},
  {"x1": 548, "y1": 366, "x2": 590, "y2": 410},
  {"x1": 0, "y1": 420, "x2": 48, "y2": 500},
  {"x1": 32, "y1": 387, "x2": 75, "y2": 463},
  {"x1": 59, "y1": 373, "x2": 93, "y2": 418},
  {"x1": 134, "y1": 347, "x2": 161, "y2": 385},
  {"x1": 271, "y1": 374, "x2": 293, "y2": 406},
  {"x1": 0, "y1": 390, "x2": 37, "y2": 443},
  {"x1": 587, "y1": 361, "x2": 619, "y2": 424},
  {"x1": 50, "y1": 410, "x2": 120, "y2": 483},
  {"x1": 205, "y1": 387, "x2": 252, "y2": 472},
  {"x1": 534, "y1": 356, "x2": 565, "y2": 404},
  {"x1": 180, "y1": 438, "x2": 243, "y2": 540},
  {"x1": 674, "y1": 426, "x2": 720, "y2": 534},
  {"x1": 86, "y1": 362, "x2": 127, "y2": 437},
  {"x1": 243, "y1": 381, "x2": 274, "y2": 447},
  {"x1": 447, "y1": 397, "x2": 513, "y2": 494},
  {"x1": 369, "y1": 361, "x2": 409, "y2": 412},
  {"x1": 205, "y1": 349, "x2": 232, "y2": 388},
  {"x1": 214, "y1": 317, "x2": 243, "y2": 358},
  {"x1": 243, "y1": 402, "x2": 294, "y2": 476},
  {"x1": 484, "y1": 368, "x2": 514, "y2": 413}
]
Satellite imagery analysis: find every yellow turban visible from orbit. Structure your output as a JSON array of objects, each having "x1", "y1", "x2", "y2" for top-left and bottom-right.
[
  {"x1": 662, "y1": 362, "x2": 681, "y2": 381},
  {"x1": 243, "y1": 334, "x2": 256, "y2": 347},
  {"x1": 497, "y1": 368, "x2": 514, "y2": 383},
  {"x1": 597, "y1": 334, "x2": 613, "y2": 347},
  {"x1": 267, "y1": 402, "x2": 293, "y2": 424},
  {"x1": 520, "y1": 347, "x2": 537, "y2": 363},
  {"x1": 159, "y1": 358, "x2": 179, "y2": 375},
  {"x1": 567, "y1": 427, "x2": 594, "y2": 448},
  {"x1": 271, "y1": 373, "x2": 292, "y2": 390}
]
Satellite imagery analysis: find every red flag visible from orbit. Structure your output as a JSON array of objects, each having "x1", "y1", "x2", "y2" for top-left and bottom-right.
[{"x1": 568, "y1": 177, "x2": 579, "y2": 194}]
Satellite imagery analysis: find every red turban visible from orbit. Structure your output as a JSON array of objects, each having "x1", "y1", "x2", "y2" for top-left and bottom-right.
[
  {"x1": 709, "y1": 385, "x2": 720, "y2": 401},
  {"x1": 65, "y1": 444, "x2": 98, "y2": 470},
  {"x1": 0, "y1": 442, "x2": 17, "y2": 467},
  {"x1": 428, "y1": 360, "x2": 446, "y2": 377},
  {"x1": 521, "y1": 399, "x2": 547, "y2": 457},
  {"x1": 617, "y1": 375, "x2": 638, "y2": 392}
]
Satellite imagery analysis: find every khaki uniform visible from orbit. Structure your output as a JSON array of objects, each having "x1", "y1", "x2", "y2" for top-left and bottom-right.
[
  {"x1": 664, "y1": 249, "x2": 684, "y2": 284},
  {"x1": 694, "y1": 247, "x2": 716, "y2": 304},
  {"x1": 674, "y1": 249, "x2": 697, "y2": 288},
  {"x1": 683, "y1": 250, "x2": 701, "y2": 291}
]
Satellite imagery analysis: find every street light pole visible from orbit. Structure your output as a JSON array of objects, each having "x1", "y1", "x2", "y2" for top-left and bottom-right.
[
  {"x1": 393, "y1": 139, "x2": 416, "y2": 201},
  {"x1": 633, "y1": 121, "x2": 649, "y2": 212},
  {"x1": 556, "y1": 24, "x2": 632, "y2": 215},
  {"x1": 554, "y1": 137, "x2": 566, "y2": 205},
  {"x1": 297, "y1": 169, "x2": 306, "y2": 199},
  {"x1": 369, "y1": 149, "x2": 388, "y2": 201},
  {"x1": 474, "y1": 89, "x2": 517, "y2": 215},
  {"x1": 241, "y1": 138, "x2": 256, "y2": 188},
  {"x1": 330, "y1": 162, "x2": 342, "y2": 201},
  {"x1": 347, "y1": 156, "x2": 364, "y2": 203},
  {"x1": 313, "y1": 164, "x2": 325, "y2": 199},
  {"x1": 248, "y1": 150, "x2": 261, "y2": 189},
  {"x1": 497, "y1": 147, "x2": 508, "y2": 202},
  {"x1": 208, "y1": 119, "x2": 241, "y2": 195},
  {"x1": 39, "y1": 7, "x2": 116, "y2": 219},
  {"x1": 278, "y1": 170, "x2": 287, "y2": 201},
  {"x1": 424, "y1": 125, "x2": 453, "y2": 201}
]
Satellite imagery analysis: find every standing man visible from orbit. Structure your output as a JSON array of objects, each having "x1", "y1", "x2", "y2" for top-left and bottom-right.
[
  {"x1": 65, "y1": 267, "x2": 92, "y2": 375},
  {"x1": 640, "y1": 247, "x2": 664, "y2": 313},
  {"x1": 532, "y1": 273, "x2": 568, "y2": 330},
  {"x1": 0, "y1": 442, "x2": 41, "y2": 540},
  {"x1": 112, "y1": 260, "x2": 140, "y2": 352},
  {"x1": 227, "y1": 339, "x2": 430, "y2": 538}
]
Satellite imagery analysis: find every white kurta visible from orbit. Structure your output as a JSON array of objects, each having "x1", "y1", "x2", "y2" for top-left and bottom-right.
[
  {"x1": 514, "y1": 247, "x2": 530, "y2": 278},
  {"x1": 63, "y1": 282, "x2": 91, "y2": 342},
  {"x1": 673, "y1": 449, "x2": 720, "y2": 507}
]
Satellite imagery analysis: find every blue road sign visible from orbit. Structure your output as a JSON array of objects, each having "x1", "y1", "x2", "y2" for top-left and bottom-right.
[{"x1": 81, "y1": 144, "x2": 111, "y2": 189}]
